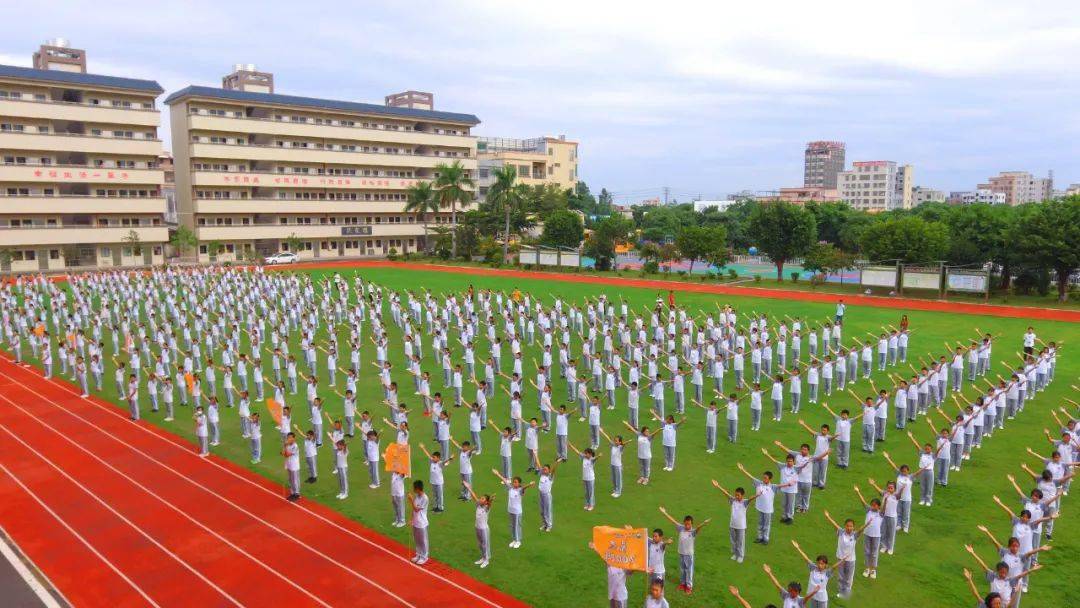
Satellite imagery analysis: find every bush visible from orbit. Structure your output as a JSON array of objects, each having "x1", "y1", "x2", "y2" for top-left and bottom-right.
[
  {"x1": 387, "y1": 247, "x2": 398, "y2": 261},
  {"x1": 677, "y1": 270, "x2": 687, "y2": 278},
  {"x1": 643, "y1": 260, "x2": 659, "y2": 274},
  {"x1": 727, "y1": 268, "x2": 738, "y2": 279},
  {"x1": 754, "y1": 275, "x2": 762, "y2": 283},
  {"x1": 790, "y1": 272, "x2": 800, "y2": 283}
]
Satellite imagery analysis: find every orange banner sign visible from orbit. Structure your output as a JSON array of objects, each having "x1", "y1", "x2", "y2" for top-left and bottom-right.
[
  {"x1": 383, "y1": 442, "x2": 411, "y2": 476},
  {"x1": 265, "y1": 398, "x2": 283, "y2": 426},
  {"x1": 592, "y1": 526, "x2": 649, "y2": 572}
]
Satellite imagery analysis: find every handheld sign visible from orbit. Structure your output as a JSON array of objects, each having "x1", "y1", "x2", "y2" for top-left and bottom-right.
[{"x1": 592, "y1": 526, "x2": 649, "y2": 571}]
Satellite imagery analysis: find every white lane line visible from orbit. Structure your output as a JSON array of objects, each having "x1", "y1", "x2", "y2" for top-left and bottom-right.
[
  {"x1": 0, "y1": 462, "x2": 161, "y2": 608},
  {"x1": 0, "y1": 372, "x2": 422, "y2": 608},
  {"x1": 0, "y1": 394, "x2": 334, "y2": 608},
  {"x1": 0, "y1": 526, "x2": 66, "y2": 608}
]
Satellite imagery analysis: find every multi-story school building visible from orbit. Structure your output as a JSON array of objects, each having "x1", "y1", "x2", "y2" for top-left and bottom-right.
[
  {"x1": 167, "y1": 65, "x2": 481, "y2": 263},
  {"x1": 0, "y1": 39, "x2": 168, "y2": 272}
]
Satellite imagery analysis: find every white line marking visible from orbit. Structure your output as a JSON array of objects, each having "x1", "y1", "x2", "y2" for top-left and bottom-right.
[
  {"x1": 0, "y1": 370, "x2": 427, "y2": 607},
  {"x1": 0, "y1": 527, "x2": 65, "y2": 608},
  {"x1": 0, "y1": 394, "x2": 335, "y2": 608},
  {"x1": 0, "y1": 462, "x2": 161, "y2": 608}
]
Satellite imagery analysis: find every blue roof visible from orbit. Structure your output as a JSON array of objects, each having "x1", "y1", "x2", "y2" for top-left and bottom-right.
[
  {"x1": 0, "y1": 64, "x2": 163, "y2": 93},
  {"x1": 164, "y1": 85, "x2": 480, "y2": 125}
]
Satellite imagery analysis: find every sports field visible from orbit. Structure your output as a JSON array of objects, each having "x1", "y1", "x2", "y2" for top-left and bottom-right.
[{"x1": 2, "y1": 263, "x2": 1078, "y2": 608}]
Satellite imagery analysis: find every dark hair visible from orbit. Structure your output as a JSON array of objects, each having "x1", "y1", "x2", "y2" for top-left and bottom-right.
[{"x1": 413, "y1": 480, "x2": 424, "y2": 491}]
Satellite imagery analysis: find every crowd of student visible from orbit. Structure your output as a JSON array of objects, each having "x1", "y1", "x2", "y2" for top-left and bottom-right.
[{"x1": 0, "y1": 267, "x2": 1067, "y2": 607}]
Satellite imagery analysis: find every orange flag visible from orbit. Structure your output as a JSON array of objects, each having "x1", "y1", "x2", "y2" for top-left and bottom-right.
[
  {"x1": 265, "y1": 398, "x2": 283, "y2": 426},
  {"x1": 66, "y1": 332, "x2": 76, "y2": 346},
  {"x1": 383, "y1": 442, "x2": 411, "y2": 476},
  {"x1": 591, "y1": 526, "x2": 649, "y2": 571},
  {"x1": 33, "y1": 324, "x2": 45, "y2": 337},
  {"x1": 184, "y1": 373, "x2": 195, "y2": 394}
]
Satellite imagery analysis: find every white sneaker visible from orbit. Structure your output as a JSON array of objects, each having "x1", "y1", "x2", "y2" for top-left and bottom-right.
[
  {"x1": 479, "y1": 560, "x2": 489, "y2": 568},
  {"x1": 862, "y1": 569, "x2": 870, "y2": 578},
  {"x1": 887, "y1": 549, "x2": 894, "y2": 555},
  {"x1": 415, "y1": 557, "x2": 428, "y2": 565},
  {"x1": 164, "y1": 417, "x2": 174, "y2": 422},
  {"x1": 870, "y1": 571, "x2": 877, "y2": 579},
  {"x1": 474, "y1": 559, "x2": 484, "y2": 565}
]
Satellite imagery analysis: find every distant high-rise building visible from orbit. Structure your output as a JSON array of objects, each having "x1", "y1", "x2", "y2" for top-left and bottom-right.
[
  {"x1": 977, "y1": 171, "x2": 1053, "y2": 205},
  {"x1": 837, "y1": 161, "x2": 913, "y2": 212},
  {"x1": 803, "y1": 141, "x2": 845, "y2": 189}
]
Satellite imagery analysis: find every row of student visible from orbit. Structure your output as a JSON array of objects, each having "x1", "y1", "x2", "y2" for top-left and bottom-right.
[{"x1": 599, "y1": 344, "x2": 1065, "y2": 607}]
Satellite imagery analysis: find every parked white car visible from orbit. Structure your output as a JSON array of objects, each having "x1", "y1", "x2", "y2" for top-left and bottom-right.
[{"x1": 264, "y1": 251, "x2": 299, "y2": 265}]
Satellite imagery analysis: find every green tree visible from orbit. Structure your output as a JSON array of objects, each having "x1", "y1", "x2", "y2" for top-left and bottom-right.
[
  {"x1": 122, "y1": 229, "x2": 143, "y2": 256},
  {"x1": 486, "y1": 166, "x2": 526, "y2": 262},
  {"x1": 1013, "y1": 196, "x2": 1080, "y2": 301},
  {"x1": 747, "y1": 201, "x2": 817, "y2": 281},
  {"x1": 433, "y1": 160, "x2": 475, "y2": 258},
  {"x1": 858, "y1": 216, "x2": 950, "y2": 264},
  {"x1": 169, "y1": 225, "x2": 198, "y2": 257},
  {"x1": 404, "y1": 181, "x2": 439, "y2": 252},
  {"x1": 802, "y1": 242, "x2": 856, "y2": 285},
  {"x1": 584, "y1": 215, "x2": 631, "y2": 271},
  {"x1": 205, "y1": 240, "x2": 224, "y2": 262},
  {"x1": 284, "y1": 233, "x2": 303, "y2": 255},
  {"x1": 675, "y1": 224, "x2": 728, "y2": 274},
  {"x1": 541, "y1": 209, "x2": 585, "y2": 267}
]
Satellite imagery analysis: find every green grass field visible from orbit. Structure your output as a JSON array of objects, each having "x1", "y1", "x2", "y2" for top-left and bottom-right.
[{"x1": 8, "y1": 266, "x2": 1079, "y2": 608}]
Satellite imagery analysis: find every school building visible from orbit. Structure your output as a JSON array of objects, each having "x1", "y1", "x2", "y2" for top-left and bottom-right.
[
  {"x1": 0, "y1": 39, "x2": 168, "y2": 272},
  {"x1": 476, "y1": 135, "x2": 578, "y2": 201},
  {"x1": 166, "y1": 65, "x2": 481, "y2": 263}
]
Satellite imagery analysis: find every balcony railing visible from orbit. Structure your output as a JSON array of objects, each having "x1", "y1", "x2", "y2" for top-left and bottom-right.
[
  {"x1": 1, "y1": 95, "x2": 157, "y2": 112},
  {"x1": 191, "y1": 139, "x2": 469, "y2": 158},
  {"x1": 187, "y1": 108, "x2": 472, "y2": 134}
]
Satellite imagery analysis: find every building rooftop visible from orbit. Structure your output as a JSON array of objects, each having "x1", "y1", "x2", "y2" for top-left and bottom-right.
[
  {"x1": 0, "y1": 63, "x2": 163, "y2": 93},
  {"x1": 165, "y1": 85, "x2": 480, "y2": 125}
]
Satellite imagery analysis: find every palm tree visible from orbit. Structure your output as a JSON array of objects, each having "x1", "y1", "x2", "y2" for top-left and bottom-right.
[
  {"x1": 404, "y1": 181, "x2": 438, "y2": 252},
  {"x1": 485, "y1": 165, "x2": 527, "y2": 262},
  {"x1": 433, "y1": 160, "x2": 475, "y2": 258}
]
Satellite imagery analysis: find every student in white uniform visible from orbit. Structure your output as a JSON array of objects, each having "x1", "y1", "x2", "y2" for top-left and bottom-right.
[
  {"x1": 282, "y1": 432, "x2": 301, "y2": 500},
  {"x1": 332, "y1": 439, "x2": 349, "y2": 499},
  {"x1": 193, "y1": 405, "x2": 209, "y2": 457},
  {"x1": 712, "y1": 482, "x2": 756, "y2": 563},
  {"x1": 493, "y1": 469, "x2": 535, "y2": 548},
  {"x1": 408, "y1": 480, "x2": 430, "y2": 565},
  {"x1": 463, "y1": 482, "x2": 493, "y2": 568},
  {"x1": 790, "y1": 541, "x2": 841, "y2": 608},
  {"x1": 823, "y1": 510, "x2": 870, "y2": 600},
  {"x1": 658, "y1": 506, "x2": 711, "y2": 593},
  {"x1": 762, "y1": 564, "x2": 820, "y2": 608}
]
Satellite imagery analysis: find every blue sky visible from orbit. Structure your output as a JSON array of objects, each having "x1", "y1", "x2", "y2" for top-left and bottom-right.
[{"x1": 4, "y1": 0, "x2": 1077, "y2": 203}]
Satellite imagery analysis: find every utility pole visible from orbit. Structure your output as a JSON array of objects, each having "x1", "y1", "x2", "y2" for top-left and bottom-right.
[{"x1": 663, "y1": 186, "x2": 670, "y2": 206}]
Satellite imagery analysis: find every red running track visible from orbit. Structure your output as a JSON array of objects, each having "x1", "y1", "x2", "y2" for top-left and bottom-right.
[
  {"x1": 273, "y1": 260, "x2": 1080, "y2": 323},
  {"x1": 0, "y1": 354, "x2": 528, "y2": 608}
]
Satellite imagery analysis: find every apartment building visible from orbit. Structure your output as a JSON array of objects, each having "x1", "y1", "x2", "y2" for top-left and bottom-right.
[
  {"x1": 947, "y1": 189, "x2": 1007, "y2": 205},
  {"x1": 912, "y1": 186, "x2": 946, "y2": 205},
  {"x1": 837, "y1": 161, "x2": 913, "y2": 212},
  {"x1": 167, "y1": 65, "x2": 480, "y2": 262},
  {"x1": 803, "y1": 141, "x2": 845, "y2": 189},
  {"x1": 0, "y1": 40, "x2": 167, "y2": 272},
  {"x1": 977, "y1": 171, "x2": 1053, "y2": 205},
  {"x1": 476, "y1": 135, "x2": 578, "y2": 200}
]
